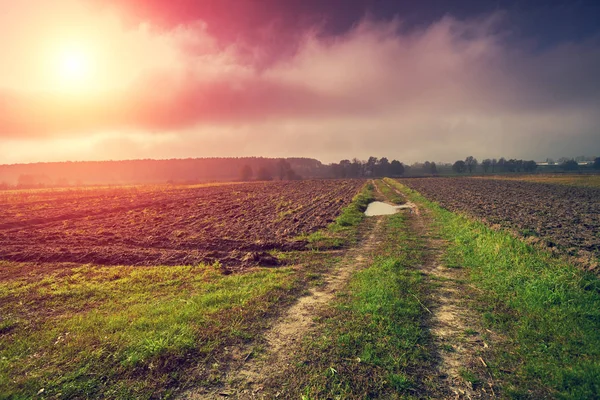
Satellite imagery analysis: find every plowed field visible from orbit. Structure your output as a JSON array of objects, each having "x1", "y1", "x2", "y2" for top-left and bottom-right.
[
  {"x1": 400, "y1": 177, "x2": 600, "y2": 264},
  {"x1": 0, "y1": 180, "x2": 363, "y2": 269}
]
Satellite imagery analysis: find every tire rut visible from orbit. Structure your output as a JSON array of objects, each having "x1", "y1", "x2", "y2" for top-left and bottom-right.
[
  {"x1": 407, "y1": 202, "x2": 498, "y2": 399},
  {"x1": 183, "y1": 216, "x2": 386, "y2": 399}
]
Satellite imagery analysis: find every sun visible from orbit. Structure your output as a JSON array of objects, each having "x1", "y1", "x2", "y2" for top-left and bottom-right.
[
  {"x1": 62, "y1": 52, "x2": 87, "y2": 78},
  {"x1": 54, "y1": 45, "x2": 94, "y2": 91}
]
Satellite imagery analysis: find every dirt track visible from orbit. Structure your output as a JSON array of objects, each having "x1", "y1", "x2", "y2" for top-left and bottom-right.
[
  {"x1": 184, "y1": 216, "x2": 385, "y2": 399},
  {"x1": 183, "y1": 181, "x2": 498, "y2": 399},
  {"x1": 408, "y1": 202, "x2": 497, "y2": 398}
]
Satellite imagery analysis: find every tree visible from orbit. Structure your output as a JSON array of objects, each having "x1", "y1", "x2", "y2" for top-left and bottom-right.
[
  {"x1": 276, "y1": 160, "x2": 291, "y2": 180},
  {"x1": 276, "y1": 159, "x2": 301, "y2": 180},
  {"x1": 593, "y1": 157, "x2": 600, "y2": 170},
  {"x1": 481, "y1": 159, "x2": 492, "y2": 173},
  {"x1": 523, "y1": 160, "x2": 538, "y2": 173},
  {"x1": 365, "y1": 156, "x2": 378, "y2": 176},
  {"x1": 429, "y1": 162, "x2": 438, "y2": 175},
  {"x1": 339, "y1": 159, "x2": 351, "y2": 178},
  {"x1": 349, "y1": 159, "x2": 363, "y2": 177},
  {"x1": 421, "y1": 161, "x2": 437, "y2": 175},
  {"x1": 256, "y1": 166, "x2": 273, "y2": 181},
  {"x1": 465, "y1": 156, "x2": 478, "y2": 173},
  {"x1": 240, "y1": 165, "x2": 253, "y2": 181},
  {"x1": 561, "y1": 159, "x2": 579, "y2": 171},
  {"x1": 452, "y1": 160, "x2": 466, "y2": 173},
  {"x1": 377, "y1": 157, "x2": 390, "y2": 177},
  {"x1": 515, "y1": 159, "x2": 524, "y2": 172},
  {"x1": 497, "y1": 157, "x2": 506, "y2": 172},
  {"x1": 423, "y1": 161, "x2": 431, "y2": 174},
  {"x1": 505, "y1": 159, "x2": 517, "y2": 172},
  {"x1": 286, "y1": 168, "x2": 302, "y2": 180},
  {"x1": 491, "y1": 158, "x2": 497, "y2": 173},
  {"x1": 330, "y1": 163, "x2": 342, "y2": 178},
  {"x1": 389, "y1": 160, "x2": 405, "y2": 176},
  {"x1": 17, "y1": 174, "x2": 36, "y2": 188}
]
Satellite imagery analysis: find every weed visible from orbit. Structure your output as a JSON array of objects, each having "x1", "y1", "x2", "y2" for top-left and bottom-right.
[
  {"x1": 459, "y1": 368, "x2": 481, "y2": 386},
  {"x1": 440, "y1": 344, "x2": 455, "y2": 352}
]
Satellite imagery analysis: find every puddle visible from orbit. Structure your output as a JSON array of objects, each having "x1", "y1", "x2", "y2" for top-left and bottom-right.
[{"x1": 364, "y1": 201, "x2": 415, "y2": 216}]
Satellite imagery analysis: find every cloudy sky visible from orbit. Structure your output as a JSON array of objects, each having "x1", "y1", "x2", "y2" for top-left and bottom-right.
[{"x1": 0, "y1": 0, "x2": 599, "y2": 164}]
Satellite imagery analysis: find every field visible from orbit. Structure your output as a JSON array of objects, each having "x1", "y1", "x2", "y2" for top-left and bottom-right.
[
  {"x1": 1, "y1": 177, "x2": 599, "y2": 399},
  {"x1": 474, "y1": 173, "x2": 600, "y2": 188},
  {"x1": 0, "y1": 180, "x2": 363, "y2": 271},
  {"x1": 400, "y1": 177, "x2": 600, "y2": 266}
]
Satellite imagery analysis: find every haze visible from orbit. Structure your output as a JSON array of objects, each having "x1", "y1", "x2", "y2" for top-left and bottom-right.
[{"x1": 1, "y1": 0, "x2": 599, "y2": 164}]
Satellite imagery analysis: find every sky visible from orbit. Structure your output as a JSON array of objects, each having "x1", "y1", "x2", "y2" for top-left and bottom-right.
[{"x1": 0, "y1": 0, "x2": 599, "y2": 164}]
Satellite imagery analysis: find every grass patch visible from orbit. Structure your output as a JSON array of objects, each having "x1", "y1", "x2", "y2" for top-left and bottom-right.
[
  {"x1": 275, "y1": 213, "x2": 434, "y2": 398},
  {"x1": 376, "y1": 179, "x2": 405, "y2": 204},
  {"x1": 459, "y1": 368, "x2": 482, "y2": 386},
  {"x1": 391, "y1": 180, "x2": 600, "y2": 399},
  {"x1": 332, "y1": 182, "x2": 375, "y2": 228},
  {"x1": 0, "y1": 264, "x2": 298, "y2": 399}
]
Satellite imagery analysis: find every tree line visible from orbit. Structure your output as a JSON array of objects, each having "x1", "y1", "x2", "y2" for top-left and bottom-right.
[
  {"x1": 329, "y1": 157, "x2": 408, "y2": 178},
  {"x1": 3, "y1": 155, "x2": 600, "y2": 189},
  {"x1": 239, "y1": 159, "x2": 302, "y2": 181},
  {"x1": 452, "y1": 157, "x2": 538, "y2": 174},
  {"x1": 452, "y1": 156, "x2": 600, "y2": 174}
]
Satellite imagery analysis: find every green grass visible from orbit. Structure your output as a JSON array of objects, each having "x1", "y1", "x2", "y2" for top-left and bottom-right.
[
  {"x1": 275, "y1": 213, "x2": 434, "y2": 399},
  {"x1": 0, "y1": 263, "x2": 298, "y2": 399},
  {"x1": 391, "y1": 180, "x2": 600, "y2": 399},
  {"x1": 333, "y1": 182, "x2": 375, "y2": 228},
  {"x1": 375, "y1": 179, "x2": 405, "y2": 204}
]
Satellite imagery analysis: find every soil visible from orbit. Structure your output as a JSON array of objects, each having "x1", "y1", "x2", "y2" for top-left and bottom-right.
[
  {"x1": 0, "y1": 180, "x2": 363, "y2": 269},
  {"x1": 401, "y1": 177, "x2": 600, "y2": 268}
]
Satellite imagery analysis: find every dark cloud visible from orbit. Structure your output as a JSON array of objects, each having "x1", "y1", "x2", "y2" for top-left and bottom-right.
[{"x1": 94, "y1": 0, "x2": 600, "y2": 45}]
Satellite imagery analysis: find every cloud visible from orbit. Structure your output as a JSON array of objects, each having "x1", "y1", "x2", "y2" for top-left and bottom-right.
[{"x1": 1, "y1": 2, "x2": 599, "y2": 162}]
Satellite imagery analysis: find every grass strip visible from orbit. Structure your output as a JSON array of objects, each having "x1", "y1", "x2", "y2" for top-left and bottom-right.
[
  {"x1": 276, "y1": 213, "x2": 433, "y2": 399},
  {"x1": 391, "y1": 180, "x2": 600, "y2": 399},
  {"x1": 374, "y1": 179, "x2": 405, "y2": 204}
]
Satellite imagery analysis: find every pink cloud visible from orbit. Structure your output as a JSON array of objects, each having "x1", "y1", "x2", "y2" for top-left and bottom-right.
[{"x1": 1, "y1": 5, "x2": 599, "y2": 162}]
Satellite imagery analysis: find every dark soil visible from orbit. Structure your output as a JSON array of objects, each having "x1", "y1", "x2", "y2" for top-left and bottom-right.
[
  {"x1": 0, "y1": 180, "x2": 363, "y2": 270},
  {"x1": 400, "y1": 177, "x2": 600, "y2": 266}
]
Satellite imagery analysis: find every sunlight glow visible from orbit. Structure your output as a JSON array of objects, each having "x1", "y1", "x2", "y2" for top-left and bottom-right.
[{"x1": 54, "y1": 45, "x2": 94, "y2": 91}]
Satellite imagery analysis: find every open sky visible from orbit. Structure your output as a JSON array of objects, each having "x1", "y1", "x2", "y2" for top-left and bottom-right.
[{"x1": 0, "y1": 0, "x2": 599, "y2": 164}]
